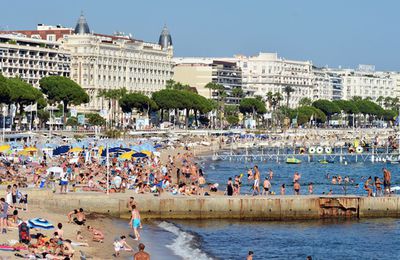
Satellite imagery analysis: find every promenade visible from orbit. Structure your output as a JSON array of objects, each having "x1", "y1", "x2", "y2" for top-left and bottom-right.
[{"x1": 26, "y1": 189, "x2": 400, "y2": 221}]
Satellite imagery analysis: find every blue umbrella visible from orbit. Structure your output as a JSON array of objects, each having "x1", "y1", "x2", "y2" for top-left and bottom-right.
[
  {"x1": 27, "y1": 218, "x2": 54, "y2": 230},
  {"x1": 154, "y1": 144, "x2": 162, "y2": 149},
  {"x1": 53, "y1": 145, "x2": 70, "y2": 156},
  {"x1": 132, "y1": 152, "x2": 147, "y2": 158}
]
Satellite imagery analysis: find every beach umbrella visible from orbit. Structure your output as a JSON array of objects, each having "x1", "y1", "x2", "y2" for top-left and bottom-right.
[
  {"x1": 23, "y1": 147, "x2": 38, "y2": 152},
  {"x1": 0, "y1": 144, "x2": 10, "y2": 152},
  {"x1": 132, "y1": 152, "x2": 147, "y2": 158},
  {"x1": 141, "y1": 150, "x2": 152, "y2": 156},
  {"x1": 119, "y1": 151, "x2": 134, "y2": 160},
  {"x1": 18, "y1": 150, "x2": 31, "y2": 156},
  {"x1": 153, "y1": 144, "x2": 162, "y2": 149},
  {"x1": 69, "y1": 147, "x2": 83, "y2": 153},
  {"x1": 52, "y1": 145, "x2": 70, "y2": 156},
  {"x1": 27, "y1": 218, "x2": 54, "y2": 230}
]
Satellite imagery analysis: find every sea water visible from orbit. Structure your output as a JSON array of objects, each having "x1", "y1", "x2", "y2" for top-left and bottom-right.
[
  {"x1": 198, "y1": 159, "x2": 399, "y2": 195},
  {"x1": 120, "y1": 160, "x2": 400, "y2": 259},
  {"x1": 169, "y1": 218, "x2": 400, "y2": 260}
]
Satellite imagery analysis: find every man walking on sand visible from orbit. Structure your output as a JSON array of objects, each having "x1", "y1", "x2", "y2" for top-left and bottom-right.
[{"x1": 134, "y1": 243, "x2": 150, "y2": 260}]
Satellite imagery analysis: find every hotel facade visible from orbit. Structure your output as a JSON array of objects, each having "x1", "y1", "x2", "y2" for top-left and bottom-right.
[
  {"x1": 0, "y1": 14, "x2": 174, "y2": 115},
  {"x1": 0, "y1": 33, "x2": 70, "y2": 87}
]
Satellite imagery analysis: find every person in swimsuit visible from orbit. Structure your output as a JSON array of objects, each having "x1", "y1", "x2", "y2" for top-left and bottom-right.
[
  {"x1": 134, "y1": 243, "x2": 150, "y2": 260},
  {"x1": 262, "y1": 177, "x2": 271, "y2": 196},
  {"x1": 308, "y1": 183, "x2": 313, "y2": 195},
  {"x1": 374, "y1": 177, "x2": 383, "y2": 197},
  {"x1": 198, "y1": 173, "x2": 206, "y2": 195},
  {"x1": 0, "y1": 198, "x2": 8, "y2": 234},
  {"x1": 253, "y1": 166, "x2": 260, "y2": 196},
  {"x1": 87, "y1": 226, "x2": 104, "y2": 242},
  {"x1": 293, "y1": 181, "x2": 300, "y2": 195},
  {"x1": 364, "y1": 176, "x2": 373, "y2": 197},
  {"x1": 247, "y1": 251, "x2": 254, "y2": 260},
  {"x1": 383, "y1": 168, "x2": 391, "y2": 195},
  {"x1": 73, "y1": 208, "x2": 86, "y2": 225},
  {"x1": 281, "y1": 184, "x2": 286, "y2": 195},
  {"x1": 129, "y1": 205, "x2": 142, "y2": 240},
  {"x1": 226, "y1": 177, "x2": 233, "y2": 196},
  {"x1": 114, "y1": 235, "x2": 133, "y2": 257}
]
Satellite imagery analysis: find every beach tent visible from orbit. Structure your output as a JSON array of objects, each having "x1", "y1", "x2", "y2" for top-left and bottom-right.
[{"x1": 52, "y1": 146, "x2": 70, "y2": 156}]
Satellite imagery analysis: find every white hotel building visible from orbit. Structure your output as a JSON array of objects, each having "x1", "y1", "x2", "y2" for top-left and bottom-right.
[
  {"x1": 232, "y1": 53, "x2": 314, "y2": 108},
  {"x1": 0, "y1": 13, "x2": 174, "y2": 115},
  {"x1": 0, "y1": 34, "x2": 70, "y2": 87},
  {"x1": 62, "y1": 14, "x2": 174, "y2": 113},
  {"x1": 337, "y1": 65, "x2": 396, "y2": 101}
]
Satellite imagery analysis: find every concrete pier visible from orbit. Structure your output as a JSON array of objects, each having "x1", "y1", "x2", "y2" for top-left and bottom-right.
[{"x1": 25, "y1": 190, "x2": 400, "y2": 220}]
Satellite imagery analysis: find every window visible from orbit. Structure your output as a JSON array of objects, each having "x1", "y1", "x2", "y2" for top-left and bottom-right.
[{"x1": 46, "y1": 34, "x2": 56, "y2": 41}]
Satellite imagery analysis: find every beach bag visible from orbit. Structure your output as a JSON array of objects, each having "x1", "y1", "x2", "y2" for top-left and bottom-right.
[{"x1": 18, "y1": 222, "x2": 30, "y2": 244}]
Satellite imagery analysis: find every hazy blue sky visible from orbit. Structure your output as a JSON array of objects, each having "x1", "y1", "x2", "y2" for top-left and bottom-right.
[{"x1": 1, "y1": 0, "x2": 399, "y2": 70}]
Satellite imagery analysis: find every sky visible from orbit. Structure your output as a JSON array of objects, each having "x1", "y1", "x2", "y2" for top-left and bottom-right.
[{"x1": 1, "y1": 0, "x2": 399, "y2": 70}]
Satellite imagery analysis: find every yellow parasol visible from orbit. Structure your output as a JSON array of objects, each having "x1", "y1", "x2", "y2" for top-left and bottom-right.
[
  {"x1": 18, "y1": 150, "x2": 30, "y2": 156},
  {"x1": 0, "y1": 144, "x2": 10, "y2": 153},
  {"x1": 23, "y1": 147, "x2": 38, "y2": 152},
  {"x1": 98, "y1": 146, "x2": 103, "y2": 157},
  {"x1": 119, "y1": 151, "x2": 134, "y2": 160},
  {"x1": 69, "y1": 147, "x2": 83, "y2": 153},
  {"x1": 141, "y1": 150, "x2": 152, "y2": 156}
]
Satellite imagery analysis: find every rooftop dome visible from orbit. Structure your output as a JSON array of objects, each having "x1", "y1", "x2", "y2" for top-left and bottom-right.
[
  {"x1": 158, "y1": 25, "x2": 172, "y2": 49},
  {"x1": 74, "y1": 12, "x2": 91, "y2": 34}
]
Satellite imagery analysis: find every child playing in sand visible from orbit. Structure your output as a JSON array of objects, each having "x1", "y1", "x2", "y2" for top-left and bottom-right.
[{"x1": 87, "y1": 225, "x2": 104, "y2": 243}]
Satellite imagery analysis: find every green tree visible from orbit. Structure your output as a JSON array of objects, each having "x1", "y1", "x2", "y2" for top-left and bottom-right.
[
  {"x1": 0, "y1": 74, "x2": 11, "y2": 104},
  {"x1": 119, "y1": 93, "x2": 157, "y2": 114},
  {"x1": 312, "y1": 99, "x2": 340, "y2": 120},
  {"x1": 231, "y1": 88, "x2": 244, "y2": 99},
  {"x1": 87, "y1": 113, "x2": 106, "y2": 126},
  {"x1": 226, "y1": 115, "x2": 239, "y2": 126},
  {"x1": 39, "y1": 76, "x2": 89, "y2": 123},
  {"x1": 66, "y1": 117, "x2": 78, "y2": 127},
  {"x1": 165, "y1": 79, "x2": 192, "y2": 91},
  {"x1": 239, "y1": 98, "x2": 267, "y2": 117},
  {"x1": 205, "y1": 82, "x2": 226, "y2": 128},
  {"x1": 283, "y1": 86, "x2": 295, "y2": 108},
  {"x1": 295, "y1": 106, "x2": 326, "y2": 125},
  {"x1": 299, "y1": 97, "x2": 312, "y2": 107},
  {"x1": 384, "y1": 97, "x2": 393, "y2": 108},
  {"x1": 333, "y1": 100, "x2": 359, "y2": 114},
  {"x1": 8, "y1": 77, "x2": 43, "y2": 127},
  {"x1": 376, "y1": 96, "x2": 385, "y2": 107},
  {"x1": 98, "y1": 88, "x2": 127, "y2": 126}
]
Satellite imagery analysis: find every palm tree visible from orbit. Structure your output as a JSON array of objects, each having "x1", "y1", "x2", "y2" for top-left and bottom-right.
[
  {"x1": 272, "y1": 92, "x2": 283, "y2": 110},
  {"x1": 205, "y1": 82, "x2": 226, "y2": 128},
  {"x1": 376, "y1": 96, "x2": 385, "y2": 107},
  {"x1": 98, "y1": 88, "x2": 127, "y2": 127},
  {"x1": 283, "y1": 86, "x2": 295, "y2": 108},
  {"x1": 265, "y1": 91, "x2": 274, "y2": 110},
  {"x1": 384, "y1": 97, "x2": 393, "y2": 109}
]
